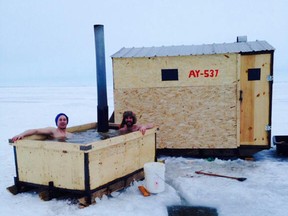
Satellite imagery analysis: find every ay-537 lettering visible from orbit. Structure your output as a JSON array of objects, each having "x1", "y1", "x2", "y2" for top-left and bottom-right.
[{"x1": 188, "y1": 69, "x2": 219, "y2": 78}]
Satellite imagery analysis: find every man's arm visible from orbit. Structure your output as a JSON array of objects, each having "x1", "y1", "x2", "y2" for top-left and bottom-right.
[
  {"x1": 11, "y1": 127, "x2": 55, "y2": 142},
  {"x1": 138, "y1": 123, "x2": 154, "y2": 135}
]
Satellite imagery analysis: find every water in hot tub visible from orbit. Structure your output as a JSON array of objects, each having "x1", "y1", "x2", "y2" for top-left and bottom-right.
[{"x1": 65, "y1": 129, "x2": 120, "y2": 144}]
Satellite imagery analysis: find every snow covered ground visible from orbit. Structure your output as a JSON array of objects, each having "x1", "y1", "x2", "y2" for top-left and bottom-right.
[{"x1": 0, "y1": 79, "x2": 288, "y2": 216}]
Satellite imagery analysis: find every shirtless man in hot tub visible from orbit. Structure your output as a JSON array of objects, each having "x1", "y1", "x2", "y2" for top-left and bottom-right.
[
  {"x1": 11, "y1": 113, "x2": 72, "y2": 142},
  {"x1": 119, "y1": 111, "x2": 154, "y2": 135}
]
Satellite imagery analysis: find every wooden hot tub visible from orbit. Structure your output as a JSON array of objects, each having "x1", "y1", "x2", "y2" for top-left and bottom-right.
[{"x1": 8, "y1": 122, "x2": 157, "y2": 205}]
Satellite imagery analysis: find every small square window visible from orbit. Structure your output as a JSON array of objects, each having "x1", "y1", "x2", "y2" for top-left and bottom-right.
[
  {"x1": 161, "y1": 69, "x2": 178, "y2": 81},
  {"x1": 248, "y1": 68, "x2": 261, "y2": 81}
]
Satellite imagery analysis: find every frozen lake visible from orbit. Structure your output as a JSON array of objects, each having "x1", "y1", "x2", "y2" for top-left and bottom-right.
[{"x1": 0, "y1": 80, "x2": 287, "y2": 216}]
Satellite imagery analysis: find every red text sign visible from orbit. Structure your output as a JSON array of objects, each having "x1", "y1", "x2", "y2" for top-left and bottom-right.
[{"x1": 188, "y1": 69, "x2": 219, "y2": 78}]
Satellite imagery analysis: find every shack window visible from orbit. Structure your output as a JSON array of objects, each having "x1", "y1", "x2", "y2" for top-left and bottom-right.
[
  {"x1": 248, "y1": 68, "x2": 261, "y2": 81},
  {"x1": 161, "y1": 69, "x2": 178, "y2": 81}
]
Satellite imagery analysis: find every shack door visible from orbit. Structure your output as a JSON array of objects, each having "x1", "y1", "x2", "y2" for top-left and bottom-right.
[{"x1": 240, "y1": 54, "x2": 272, "y2": 146}]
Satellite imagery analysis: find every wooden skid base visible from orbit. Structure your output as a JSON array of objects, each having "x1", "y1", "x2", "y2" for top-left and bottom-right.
[
  {"x1": 157, "y1": 146, "x2": 269, "y2": 158},
  {"x1": 7, "y1": 170, "x2": 144, "y2": 208},
  {"x1": 79, "y1": 170, "x2": 144, "y2": 207}
]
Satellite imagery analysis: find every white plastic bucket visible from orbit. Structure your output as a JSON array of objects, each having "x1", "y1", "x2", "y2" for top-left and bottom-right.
[{"x1": 144, "y1": 162, "x2": 165, "y2": 193}]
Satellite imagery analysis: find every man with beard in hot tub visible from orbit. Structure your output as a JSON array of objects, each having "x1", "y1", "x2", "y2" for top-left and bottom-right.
[
  {"x1": 119, "y1": 111, "x2": 154, "y2": 135},
  {"x1": 11, "y1": 113, "x2": 72, "y2": 142}
]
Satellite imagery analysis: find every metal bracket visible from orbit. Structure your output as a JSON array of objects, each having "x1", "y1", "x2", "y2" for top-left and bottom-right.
[
  {"x1": 265, "y1": 125, "x2": 271, "y2": 131},
  {"x1": 266, "y1": 75, "x2": 273, "y2": 82},
  {"x1": 80, "y1": 145, "x2": 92, "y2": 151}
]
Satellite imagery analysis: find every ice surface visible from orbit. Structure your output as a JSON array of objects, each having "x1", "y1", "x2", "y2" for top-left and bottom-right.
[{"x1": 1, "y1": 81, "x2": 287, "y2": 216}]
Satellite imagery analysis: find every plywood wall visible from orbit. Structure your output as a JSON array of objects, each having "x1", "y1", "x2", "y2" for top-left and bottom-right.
[{"x1": 114, "y1": 86, "x2": 237, "y2": 149}]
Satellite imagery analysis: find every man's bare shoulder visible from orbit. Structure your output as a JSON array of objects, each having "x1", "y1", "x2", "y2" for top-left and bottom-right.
[{"x1": 37, "y1": 127, "x2": 57, "y2": 134}]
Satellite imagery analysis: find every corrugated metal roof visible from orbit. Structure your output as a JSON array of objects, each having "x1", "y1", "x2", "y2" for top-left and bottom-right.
[{"x1": 111, "y1": 40, "x2": 274, "y2": 58}]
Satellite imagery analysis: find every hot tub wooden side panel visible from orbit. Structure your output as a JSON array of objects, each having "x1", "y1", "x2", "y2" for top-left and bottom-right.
[
  {"x1": 89, "y1": 130, "x2": 156, "y2": 189},
  {"x1": 15, "y1": 145, "x2": 85, "y2": 190}
]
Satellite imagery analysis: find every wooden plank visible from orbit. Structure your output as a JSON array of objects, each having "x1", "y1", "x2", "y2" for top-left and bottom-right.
[
  {"x1": 139, "y1": 133, "x2": 156, "y2": 165},
  {"x1": 67, "y1": 122, "x2": 97, "y2": 133},
  {"x1": 9, "y1": 123, "x2": 97, "y2": 142},
  {"x1": 236, "y1": 54, "x2": 241, "y2": 147}
]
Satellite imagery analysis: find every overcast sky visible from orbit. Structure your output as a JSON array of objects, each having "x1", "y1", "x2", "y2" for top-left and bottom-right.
[{"x1": 0, "y1": 0, "x2": 287, "y2": 86}]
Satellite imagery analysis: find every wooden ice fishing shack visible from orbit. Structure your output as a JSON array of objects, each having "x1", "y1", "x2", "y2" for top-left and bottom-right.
[{"x1": 111, "y1": 36, "x2": 274, "y2": 157}]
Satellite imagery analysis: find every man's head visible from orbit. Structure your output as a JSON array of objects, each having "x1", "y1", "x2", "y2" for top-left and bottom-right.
[
  {"x1": 55, "y1": 113, "x2": 69, "y2": 129},
  {"x1": 120, "y1": 111, "x2": 137, "y2": 128}
]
